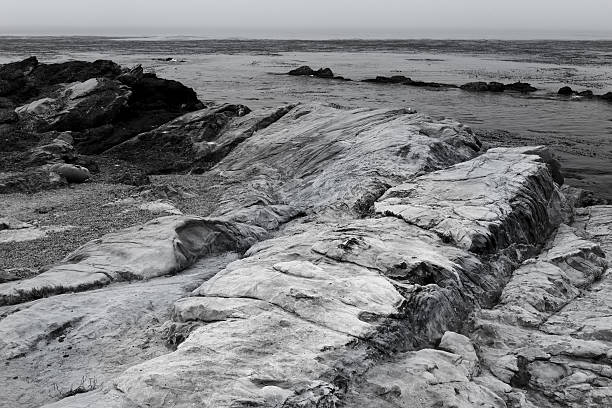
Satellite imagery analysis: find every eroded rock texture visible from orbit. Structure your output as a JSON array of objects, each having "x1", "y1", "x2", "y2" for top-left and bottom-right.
[{"x1": 1, "y1": 103, "x2": 600, "y2": 408}]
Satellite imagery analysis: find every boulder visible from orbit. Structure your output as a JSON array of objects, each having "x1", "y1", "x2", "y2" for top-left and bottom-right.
[
  {"x1": 601, "y1": 92, "x2": 612, "y2": 101},
  {"x1": 48, "y1": 163, "x2": 91, "y2": 183},
  {"x1": 577, "y1": 90, "x2": 594, "y2": 97},
  {"x1": 558, "y1": 86, "x2": 574, "y2": 95}
]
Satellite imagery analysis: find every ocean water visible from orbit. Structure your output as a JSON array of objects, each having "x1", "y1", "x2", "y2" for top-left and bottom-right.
[{"x1": 1, "y1": 37, "x2": 611, "y2": 197}]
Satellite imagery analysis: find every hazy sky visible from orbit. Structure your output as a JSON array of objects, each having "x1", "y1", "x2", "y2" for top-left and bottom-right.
[{"x1": 1, "y1": 0, "x2": 611, "y2": 38}]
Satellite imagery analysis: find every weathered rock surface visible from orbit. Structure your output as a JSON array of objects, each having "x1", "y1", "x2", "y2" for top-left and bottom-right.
[
  {"x1": 0, "y1": 57, "x2": 204, "y2": 157},
  {"x1": 16, "y1": 78, "x2": 132, "y2": 132},
  {"x1": 105, "y1": 104, "x2": 300, "y2": 174},
  {"x1": 376, "y1": 146, "x2": 564, "y2": 252},
  {"x1": 470, "y1": 206, "x2": 611, "y2": 407},
  {"x1": 1, "y1": 102, "x2": 601, "y2": 408},
  {"x1": 0, "y1": 216, "x2": 266, "y2": 306}
]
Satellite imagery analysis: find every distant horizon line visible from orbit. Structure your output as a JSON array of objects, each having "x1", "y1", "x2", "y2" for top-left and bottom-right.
[{"x1": 2, "y1": 33, "x2": 612, "y2": 42}]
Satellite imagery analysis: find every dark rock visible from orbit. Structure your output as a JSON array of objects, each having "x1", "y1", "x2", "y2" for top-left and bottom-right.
[
  {"x1": 577, "y1": 90, "x2": 594, "y2": 98},
  {"x1": 127, "y1": 75, "x2": 202, "y2": 113},
  {"x1": 364, "y1": 76, "x2": 456, "y2": 88},
  {"x1": 460, "y1": 82, "x2": 490, "y2": 92},
  {"x1": 105, "y1": 104, "x2": 255, "y2": 174},
  {"x1": 0, "y1": 56, "x2": 39, "y2": 80},
  {"x1": 488, "y1": 82, "x2": 505, "y2": 92},
  {"x1": 406, "y1": 80, "x2": 457, "y2": 88},
  {"x1": 287, "y1": 66, "x2": 337, "y2": 79},
  {"x1": 28, "y1": 59, "x2": 122, "y2": 87},
  {"x1": 315, "y1": 68, "x2": 334, "y2": 78},
  {"x1": 601, "y1": 92, "x2": 612, "y2": 101},
  {"x1": 114, "y1": 171, "x2": 151, "y2": 186},
  {"x1": 364, "y1": 75, "x2": 412, "y2": 84},
  {"x1": 26, "y1": 136, "x2": 75, "y2": 166},
  {"x1": 288, "y1": 66, "x2": 316, "y2": 76},
  {"x1": 15, "y1": 78, "x2": 132, "y2": 132},
  {"x1": 117, "y1": 65, "x2": 144, "y2": 86},
  {"x1": 0, "y1": 109, "x2": 18, "y2": 124},
  {"x1": 504, "y1": 82, "x2": 537, "y2": 93},
  {"x1": 0, "y1": 168, "x2": 67, "y2": 194},
  {"x1": 558, "y1": 86, "x2": 573, "y2": 96}
]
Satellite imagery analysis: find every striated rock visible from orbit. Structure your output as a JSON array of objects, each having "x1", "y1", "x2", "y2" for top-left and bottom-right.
[
  {"x1": 0, "y1": 216, "x2": 267, "y2": 306},
  {"x1": 376, "y1": 146, "x2": 563, "y2": 252},
  {"x1": 0, "y1": 103, "x2": 586, "y2": 408},
  {"x1": 471, "y1": 206, "x2": 612, "y2": 407},
  {"x1": 105, "y1": 103, "x2": 279, "y2": 174}
]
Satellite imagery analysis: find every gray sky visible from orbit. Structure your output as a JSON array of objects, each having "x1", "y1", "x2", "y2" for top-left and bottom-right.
[{"x1": 1, "y1": 0, "x2": 611, "y2": 38}]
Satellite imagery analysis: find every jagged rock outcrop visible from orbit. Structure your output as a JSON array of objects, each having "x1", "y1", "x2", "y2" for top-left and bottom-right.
[
  {"x1": 105, "y1": 104, "x2": 301, "y2": 174},
  {"x1": 16, "y1": 78, "x2": 132, "y2": 132},
  {"x1": 0, "y1": 57, "x2": 204, "y2": 157},
  {"x1": 0, "y1": 102, "x2": 599, "y2": 408},
  {"x1": 470, "y1": 207, "x2": 611, "y2": 407}
]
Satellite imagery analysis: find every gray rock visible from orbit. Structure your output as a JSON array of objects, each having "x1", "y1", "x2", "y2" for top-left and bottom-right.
[
  {"x1": 48, "y1": 163, "x2": 91, "y2": 183},
  {"x1": 376, "y1": 146, "x2": 563, "y2": 252},
  {"x1": 1, "y1": 103, "x2": 600, "y2": 408}
]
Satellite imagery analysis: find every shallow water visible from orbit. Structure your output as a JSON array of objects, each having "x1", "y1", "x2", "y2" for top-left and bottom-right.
[{"x1": 1, "y1": 38, "x2": 611, "y2": 197}]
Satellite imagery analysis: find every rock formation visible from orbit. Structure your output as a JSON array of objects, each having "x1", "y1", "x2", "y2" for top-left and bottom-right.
[
  {"x1": 1, "y1": 58, "x2": 610, "y2": 408},
  {"x1": 287, "y1": 66, "x2": 349, "y2": 81}
]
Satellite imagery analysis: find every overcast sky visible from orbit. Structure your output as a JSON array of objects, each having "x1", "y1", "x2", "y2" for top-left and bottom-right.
[{"x1": 1, "y1": 0, "x2": 610, "y2": 38}]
